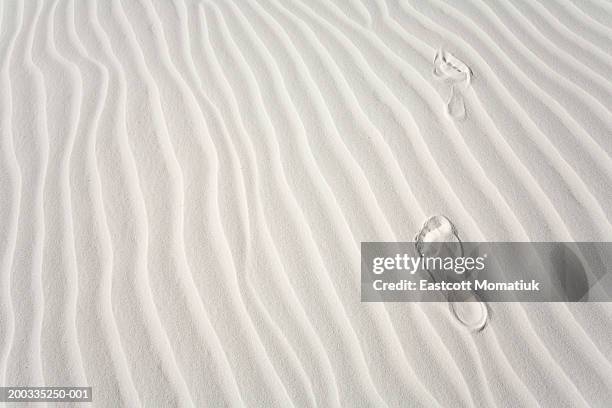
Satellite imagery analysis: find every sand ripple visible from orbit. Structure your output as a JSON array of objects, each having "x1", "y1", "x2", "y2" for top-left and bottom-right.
[{"x1": 1, "y1": 0, "x2": 611, "y2": 406}]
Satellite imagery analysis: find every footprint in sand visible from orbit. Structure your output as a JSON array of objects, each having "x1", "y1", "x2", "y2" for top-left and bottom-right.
[
  {"x1": 433, "y1": 49, "x2": 472, "y2": 120},
  {"x1": 415, "y1": 215, "x2": 488, "y2": 332}
]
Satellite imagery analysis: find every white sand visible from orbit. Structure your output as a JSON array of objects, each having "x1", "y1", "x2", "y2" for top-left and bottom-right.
[{"x1": 1, "y1": 0, "x2": 611, "y2": 406}]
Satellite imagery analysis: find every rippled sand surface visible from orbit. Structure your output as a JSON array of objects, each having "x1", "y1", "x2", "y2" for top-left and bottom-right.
[{"x1": 1, "y1": 0, "x2": 611, "y2": 406}]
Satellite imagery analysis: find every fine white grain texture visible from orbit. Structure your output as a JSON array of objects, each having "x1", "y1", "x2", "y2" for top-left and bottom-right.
[{"x1": 0, "y1": 0, "x2": 611, "y2": 406}]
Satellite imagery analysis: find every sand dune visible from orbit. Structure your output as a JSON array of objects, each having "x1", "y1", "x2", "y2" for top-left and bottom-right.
[{"x1": 1, "y1": 0, "x2": 611, "y2": 406}]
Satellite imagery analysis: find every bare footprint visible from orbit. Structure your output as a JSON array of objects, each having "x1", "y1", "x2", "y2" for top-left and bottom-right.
[
  {"x1": 433, "y1": 49, "x2": 472, "y2": 121},
  {"x1": 415, "y1": 215, "x2": 489, "y2": 332}
]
